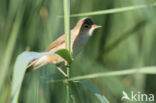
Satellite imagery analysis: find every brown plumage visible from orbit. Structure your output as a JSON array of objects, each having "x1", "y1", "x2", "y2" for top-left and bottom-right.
[{"x1": 26, "y1": 17, "x2": 101, "y2": 70}]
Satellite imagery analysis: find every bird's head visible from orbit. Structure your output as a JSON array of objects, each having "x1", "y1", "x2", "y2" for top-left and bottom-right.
[{"x1": 74, "y1": 17, "x2": 101, "y2": 36}]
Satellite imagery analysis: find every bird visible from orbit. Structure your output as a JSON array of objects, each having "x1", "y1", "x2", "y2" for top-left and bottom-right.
[{"x1": 26, "y1": 17, "x2": 101, "y2": 70}]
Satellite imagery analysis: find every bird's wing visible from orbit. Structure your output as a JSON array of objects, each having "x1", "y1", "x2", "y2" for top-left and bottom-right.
[
  {"x1": 44, "y1": 34, "x2": 65, "y2": 52},
  {"x1": 26, "y1": 35, "x2": 65, "y2": 70}
]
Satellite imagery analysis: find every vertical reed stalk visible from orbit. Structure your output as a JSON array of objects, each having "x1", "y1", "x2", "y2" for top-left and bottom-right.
[{"x1": 63, "y1": 0, "x2": 70, "y2": 103}]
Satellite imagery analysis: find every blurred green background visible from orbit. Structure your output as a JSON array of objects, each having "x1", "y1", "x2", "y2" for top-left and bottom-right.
[{"x1": 0, "y1": 0, "x2": 156, "y2": 103}]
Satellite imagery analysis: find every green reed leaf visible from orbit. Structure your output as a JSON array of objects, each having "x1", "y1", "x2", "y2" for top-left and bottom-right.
[
  {"x1": 55, "y1": 49, "x2": 72, "y2": 64},
  {"x1": 70, "y1": 3, "x2": 156, "y2": 17},
  {"x1": 11, "y1": 50, "x2": 55, "y2": 103}
]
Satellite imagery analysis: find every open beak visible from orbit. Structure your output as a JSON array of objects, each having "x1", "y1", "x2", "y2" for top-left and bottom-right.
[{"x1": 92, "y1": 24, "x2": 102, "y2": 29}]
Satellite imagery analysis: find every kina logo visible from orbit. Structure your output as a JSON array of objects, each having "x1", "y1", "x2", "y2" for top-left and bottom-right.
[{"x1": 121, "y1": 91, "x2": 154, "y2": 102}]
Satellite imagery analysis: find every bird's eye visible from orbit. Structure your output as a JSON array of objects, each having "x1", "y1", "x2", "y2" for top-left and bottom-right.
[{"x1": 84, "y1": 24, "x2": 89, "y2": 28}]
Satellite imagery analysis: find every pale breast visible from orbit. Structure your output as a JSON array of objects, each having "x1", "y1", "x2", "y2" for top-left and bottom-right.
[{"x1": 72, "y1": 33, "x2": 90, "y2": 57}]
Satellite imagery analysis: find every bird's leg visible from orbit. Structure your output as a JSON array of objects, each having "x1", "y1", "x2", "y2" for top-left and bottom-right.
[
  {"x1": 56, "y1": 61, "x2": 68, "y2": 77},
  {"x1": 56, "y1": 66, "x2": 67, "y2": 77},
  {"x1": 56, "y1": 60, "x2": 72, "y2": 77}
]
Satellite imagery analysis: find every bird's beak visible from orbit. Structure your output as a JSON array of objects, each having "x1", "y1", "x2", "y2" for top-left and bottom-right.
[{"x1": 92, "y1": 24, "x2": 102, "y2": 29}]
